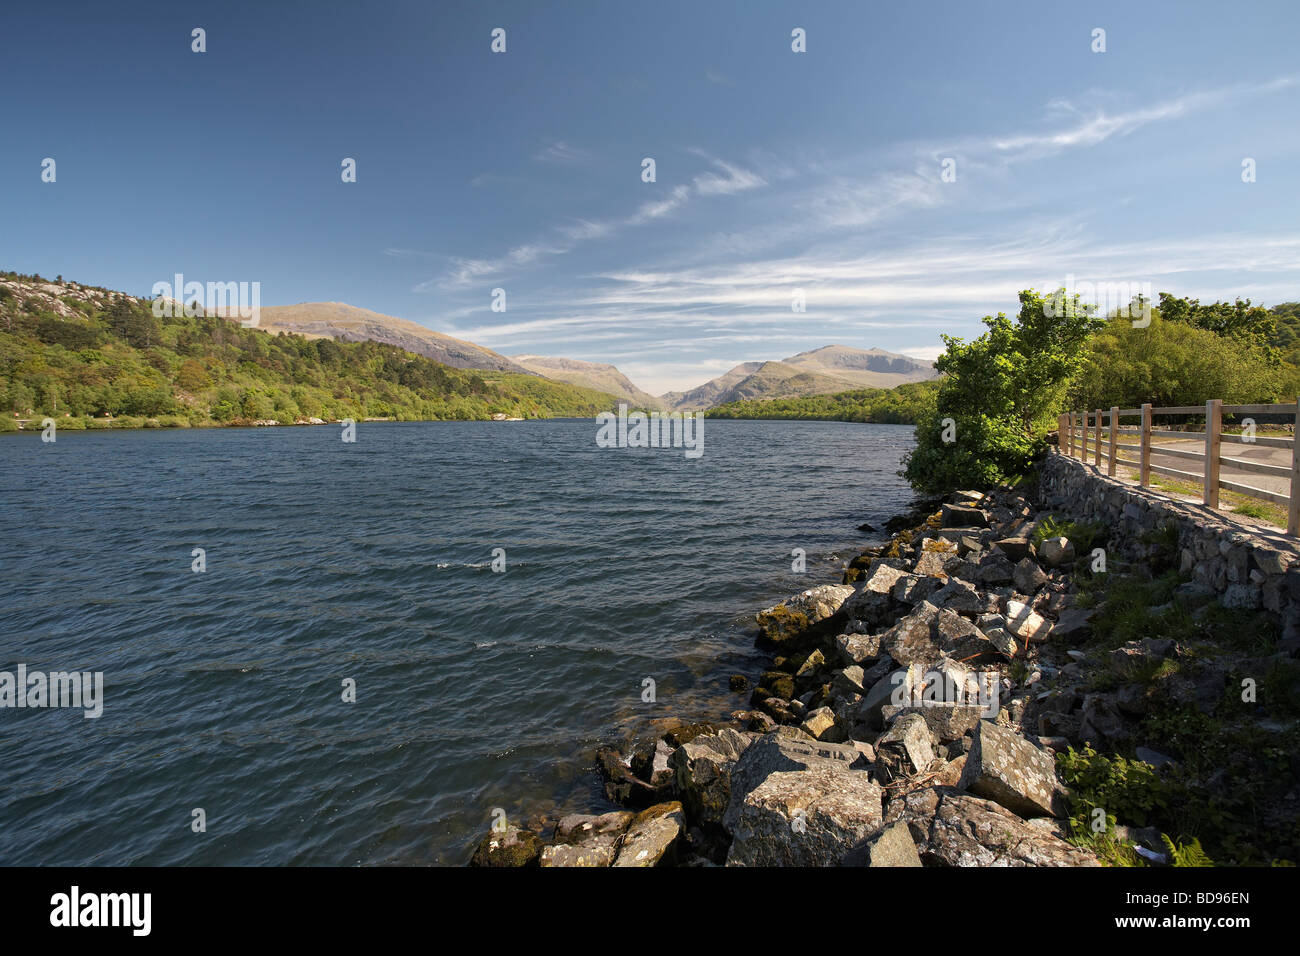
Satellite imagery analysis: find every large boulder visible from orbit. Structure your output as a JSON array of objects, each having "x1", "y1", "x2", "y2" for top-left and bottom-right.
[
  {"x1": 924, "y1": 793, "x2": 1098, "y2": 866},
  {"x1": 880, "y1": 602, "x2": 942, "y2": 665},
  {"x1": 941, "y1": 503, "x2": 988, "y2": 528},
  {"x1": 844, "y1": 562, "x2": 909, "y2": 624},
  {"x1": 915, "y1": 549, "x2": 962, "y2": 578},
  {"x1": 755, "y1": 584, "x2": 855, "y2": 647},
  {"x1": 668, "y1": 727, "x2": 755, "y2": 829},
  {"x1": 721, "y1": 728, "x2": 861, "y2": 836},
  {"x1": 612, "y1": 802, "x2": 685, "y2": 867},
  {"x1": 957, "y1": 722, "x2": 1065, "y2": 818},
  {"x1": 725, "y1": 765, "x2": 884, "y2": 866}
]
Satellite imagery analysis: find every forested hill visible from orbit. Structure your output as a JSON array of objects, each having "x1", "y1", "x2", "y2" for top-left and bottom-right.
[
  {"x1": 0, "y1": 272, "x2": 621, "y2": 430},
  {"x1": 704, "y1": 379, "x2": 938, "y2": 424}
]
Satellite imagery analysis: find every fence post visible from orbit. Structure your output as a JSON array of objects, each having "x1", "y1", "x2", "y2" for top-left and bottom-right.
[
  {"x1": 1070, "y1": 412, "x2": 1077, "y2": 456},
  {"x1": 1204, "y1": 398, "x2": 1221, "y2": 509},
  {"x1": 1107, "y1": 405, "x2": 1119, "y2": 476},
  {"x1": 1058, "y1": 414, "x2": 1066, "y2": 454},
  {"x1": 1289, "y1": 397, "x2": 1300, "y2": 536},
  {"x1": 1140, "y1": 403, "x2": 1151, "y2": 487},
  {"x1": 1093, "y1": 409, "x2": 1102, "y2": 467},
  {"x1": 1081, "y1": 411, "x2": 1088, "y2": 461}
]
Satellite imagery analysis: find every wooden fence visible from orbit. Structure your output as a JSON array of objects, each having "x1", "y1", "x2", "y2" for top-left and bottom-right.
[{"x1": 1058, "y1": 400, "x2": 1300, "y2": 536}]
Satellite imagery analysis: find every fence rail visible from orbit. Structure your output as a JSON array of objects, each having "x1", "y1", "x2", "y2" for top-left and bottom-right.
[{"x1": 1058, "y1": 400, "x2": 1300, "y2": 536}]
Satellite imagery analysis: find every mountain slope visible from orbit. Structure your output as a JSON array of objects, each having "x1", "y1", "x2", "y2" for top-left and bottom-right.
[
  {"x1": 252, "y1": 302, "x2": 533, "y2": 374},
  {"x1": 662, "y1": 346, "x2": 936, "y2": 410},
  {"x1": 0, "y1": 272, "x2": 622, "y2": 427},
  {"x1": 510, "y1": 354, "x2": 663, "y2": 408},
  {"x1": 780, "y1": 344, "x2": 936, "y2": 387}
]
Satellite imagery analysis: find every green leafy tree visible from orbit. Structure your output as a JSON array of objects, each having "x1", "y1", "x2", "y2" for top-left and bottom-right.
[{"x1": 904, "y1": 289, "x2": 1102, "y2": 493}]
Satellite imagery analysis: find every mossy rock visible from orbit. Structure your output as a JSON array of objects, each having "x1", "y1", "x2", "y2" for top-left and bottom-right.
[
  {"x1": 470, "y1": 825, "x2": 541, "y2": 867},
  {"x1": 729, "y1": 674, "x2": 749, "y2": 692}
]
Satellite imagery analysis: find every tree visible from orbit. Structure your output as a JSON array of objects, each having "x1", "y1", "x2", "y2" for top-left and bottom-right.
[{"x1": 903, "y1": 289, "x2": 1102, "y2": 493}]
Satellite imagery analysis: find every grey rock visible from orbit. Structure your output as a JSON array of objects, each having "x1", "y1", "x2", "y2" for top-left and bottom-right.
[
  {"x1": 725, "y1": 765, "x2": 884, "y2": 866},
  {"x1": 958, "y1": 721, "x2": 1065, "y2": 818},
  {"x1": 925, "y1": 793, "x2": 1099, "y2": 866},
  {"x1": 844, "y1": 820, "x2": 923, "y2": 867}
]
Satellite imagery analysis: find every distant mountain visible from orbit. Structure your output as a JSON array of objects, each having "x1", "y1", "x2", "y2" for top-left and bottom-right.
[
  {"x1": 780, "y1": 345, "x2": 936, "y2": 387},
  {"x1": 252, "y1": 302, "x2": 533, "y2": 374},
  {"x1": 510, "y1": 354, "x2": 664, "y2": 408},
  {"x1": 661, "y1": 346, "x2": 936, "y2": 410},
  {"x1": 659, "y1": 362, "x2": 764, "y2": 410}
]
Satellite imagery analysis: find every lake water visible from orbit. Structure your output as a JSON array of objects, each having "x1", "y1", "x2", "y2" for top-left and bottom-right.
[{"x1": 0, "y1": 419, "x2": 915, "y2": 864}]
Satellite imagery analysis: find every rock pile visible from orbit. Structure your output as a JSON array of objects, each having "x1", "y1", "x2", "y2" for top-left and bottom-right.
[{"x1": 472, "y1": 488, "x2": 1103, "y2": 867}]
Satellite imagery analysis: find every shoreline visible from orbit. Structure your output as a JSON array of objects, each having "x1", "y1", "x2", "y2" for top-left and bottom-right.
[{"x1": 469, "y1": 474, "x2": 1258, "y2": 867}]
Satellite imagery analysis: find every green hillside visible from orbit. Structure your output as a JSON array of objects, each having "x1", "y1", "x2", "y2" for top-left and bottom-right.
[
  {"x1": 0, "y1": 271, "x2": 621, "y2": 430},
  {"x1": 705, "y1": 379, "x2": 938, "y2": 424}
]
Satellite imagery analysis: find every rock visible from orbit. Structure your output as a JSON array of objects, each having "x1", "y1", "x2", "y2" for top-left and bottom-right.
[
  {"x1": 725, "y1": 765, "x2": 884, "y2": 866},
  {"x1": 669, "y1": 727, "x2": 755, "y2": 828},
  {"x1": 858, "y1": 664, "x2": 923, "y2": 730},
  {"x1": 470, "y1": 825, "x2": 542, "y2": 867},
  {"x1": 976, "y1": 552, "x2": 1017, "y2": 586},
  {"x1": 942, "y1": 503, "x2": 988, "y2": 528},
  {"x1": 800, "y1": 706, "x2": 841, "y2": 741},
  {"x1": 1013, "y1": 557, "x2": 1049, "y2": 594},
  {"x1": 883, "y1": 703, "x2": 986, "y2": 742},
  {"x1": 892, "y1": 573, "x2": 942, "y2": 605},
  {"x1": 755, "y1": 584, "x2": 855, "y2": 646},
  {"x1": 729, "y1": 674, "x2": 748, "y2": 692},
  {"x1": 933, "y1": 607, "x2": 1004, "y2": 664},
  {"x1": 612, "y1": 802, "x2": 686, "y2": 867},
  {"x1": 984, "y1": 627, "x2": 1019, "y2": 658},
  {"x1": 1039, "y1": 536, "x2": 1076, "y2": 568},
  {"x1": 958, "y1": 721, "x2": 1065, "y2": 818},
  {"x1": 794, "y1": 648, "x2": 825, "y2": 680},
  {"x1": 915, "y1": 549, "x2": 962, "y2": 578},
  {"x1": 1052, "y1": 607, "x2": 1094, "y2": 641},
  {"x1": 875, "y1": 712, "x2": 937, "y2": 780},
  {"x1": 929, "y1": 579, "x2": 983, "y2": 616},
  {"x1": 924, "y1": 793, "x2": 1099, "y2": 866},
  {"x1": 835, "y1": 631, "x2": 882, "y2": 666},
  {"x1": 539, "y1": 811, "x2": 634, "y2": 867},
  {"x1": 1004, "y1": 600, "x2": 1053, "y2": 643},
  {"x1": 830, "y1": 666, "x2": 866, "y2": 701},
  {"x1": 596, "y1": 746, "x2": 657, "y2": 807},
  {"x1": 721, "y1": 728, "x2": 863, "y2": 836},
  {"x1": 880, "y1": 602, "x2": 942, "y2": 665},
  {"x1": 843, "y1": 820, "x2": 923, "y2": 867},
  {"x1": 994, "y1": 537, "x2": 1034, "y2": 562},
  {"x1": 1136, "y1": 746, "x2": 1177, "y2": 769},
  {"x1": 844, "y1": 562, "x2": 909, "y2": 624}
]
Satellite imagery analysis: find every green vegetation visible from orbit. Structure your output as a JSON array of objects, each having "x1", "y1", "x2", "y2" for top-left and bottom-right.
[
  {"x1": 905, "y1": 289, "x2": 1300, "y2": 495},
  {"x1": 903, "y1": 289, "x2": 1103, "y2": 493},
  {"x1": 1055, "y1": 568, "x2": 1300, "y2": 866},
  {"x1": 0, "y1": 273, "x2": 621, "y2": 427},
  {"x1": 705, "y1": 379, "x2": 938, "y2": 424}
]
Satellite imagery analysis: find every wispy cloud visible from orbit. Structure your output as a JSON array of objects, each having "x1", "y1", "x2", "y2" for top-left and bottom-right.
[{"x1": 533, "y1": 140, "x2": 591, "y2": 164}]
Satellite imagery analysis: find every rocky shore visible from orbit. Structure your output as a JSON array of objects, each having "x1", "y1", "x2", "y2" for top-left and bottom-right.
[
  {"x1": 469, "y1": 483, "x2": 1123, "y2": 867},
  {"x1": 472, "y1": 476, "x2": 1299, "y2": 866}
]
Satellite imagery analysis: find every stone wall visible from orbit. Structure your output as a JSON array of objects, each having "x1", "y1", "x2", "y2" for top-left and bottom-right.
[{"x1": 1037, "y1": 449, "x2": 1300, "y2": 643}]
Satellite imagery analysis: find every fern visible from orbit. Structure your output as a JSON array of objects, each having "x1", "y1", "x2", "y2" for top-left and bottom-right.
[{"x1": 1162, "y1": 834, "x2": 1214, "y2": 867}]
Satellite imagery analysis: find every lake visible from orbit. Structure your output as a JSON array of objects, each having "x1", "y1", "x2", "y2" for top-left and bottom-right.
[{"x1": 0, "y1": 419, "x2": 915, "y2": 864}]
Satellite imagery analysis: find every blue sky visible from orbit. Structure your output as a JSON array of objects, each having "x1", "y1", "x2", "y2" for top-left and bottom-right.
[{"x1": 3, "y1": 0, "x2": 1299, "y2": 394}]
